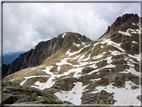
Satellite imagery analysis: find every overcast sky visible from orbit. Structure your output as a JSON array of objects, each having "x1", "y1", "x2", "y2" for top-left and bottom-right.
[{"x1": 2, "y1": 2, "x2": 140, "y2": 55}]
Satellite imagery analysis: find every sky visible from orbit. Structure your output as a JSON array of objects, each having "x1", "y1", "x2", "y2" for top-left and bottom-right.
[{"x1": 2, "y1": 1, "x2": 141, "y2": 55}]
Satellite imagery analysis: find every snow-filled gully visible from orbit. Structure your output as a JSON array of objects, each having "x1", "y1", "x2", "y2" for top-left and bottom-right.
[{"x1": 55, "y1": 82, "x2": 87, "y2": 105}]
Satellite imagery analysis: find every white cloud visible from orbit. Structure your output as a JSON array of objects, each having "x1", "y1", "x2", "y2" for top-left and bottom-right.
[{"x1": 2, "y1": 3, "x2": 140, "y2": 55}]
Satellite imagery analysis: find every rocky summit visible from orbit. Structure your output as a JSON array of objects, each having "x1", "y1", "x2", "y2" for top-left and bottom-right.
[{"x1": 2, "y1": 13, "x2": 142, "y2": 106}]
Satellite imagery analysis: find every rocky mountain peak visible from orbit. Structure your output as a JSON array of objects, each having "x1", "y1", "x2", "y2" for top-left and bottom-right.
[
  {"x1": 98, "y1": 13, "x2": 140, "y2": 41},
  {"x1": 110, "y1": 13, "x2": 139, "y2": 30}
]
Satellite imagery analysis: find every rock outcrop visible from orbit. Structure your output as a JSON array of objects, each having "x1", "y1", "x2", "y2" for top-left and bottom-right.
[
  {"x1": 2, "y1": 81, "x2": 72, "y2": 104},
  {"x1": 110, "y1": 13, "x2": 139, "y2": 30}
]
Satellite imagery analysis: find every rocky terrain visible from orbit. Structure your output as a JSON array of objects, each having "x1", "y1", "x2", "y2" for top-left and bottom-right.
[{"x1": 2, "y1": 13, "x2": 142, "y2": 106}]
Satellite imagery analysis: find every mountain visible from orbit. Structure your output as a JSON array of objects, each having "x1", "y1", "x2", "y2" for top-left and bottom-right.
[
  {"x1": 2, "y1": 13, "x2": 142, "y2": 105},
  {"x1": 2, "y1": 33, "x2": 92, "y2": 79}
]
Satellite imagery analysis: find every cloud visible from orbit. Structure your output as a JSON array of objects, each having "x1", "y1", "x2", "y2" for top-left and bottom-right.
[{"x1": 2, "y1": 3, "x2": 140, "y2": 55}]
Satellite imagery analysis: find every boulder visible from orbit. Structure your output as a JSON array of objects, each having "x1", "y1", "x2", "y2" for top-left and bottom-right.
[
  {"x1": 2, "y1": 93, "x2": 18, "y2": 104},
  {"x1": 81, "y1": 67, "x2": 94, "y2": 74},
  {"x1": 96, "y1": 60, "x2": 107, "y2": 68},
  {"x1": 103, "y1": 73, "x2": 126, "y2": 87},
  {"x1": 82, "y1": 90, "x2": 116, "y2": 104}
]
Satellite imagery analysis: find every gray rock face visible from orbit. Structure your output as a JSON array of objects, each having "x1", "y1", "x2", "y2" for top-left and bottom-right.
[
  {"x1": 81, "y1": 67, "x2": 94, "y2": 74},
  {"x1": 110, "y1": 13, "x2": 139, "y2": 30}
]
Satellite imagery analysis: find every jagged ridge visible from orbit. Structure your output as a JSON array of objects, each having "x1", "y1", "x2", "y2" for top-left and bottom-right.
[{"x1": 98, "y1": 13, "x2": 139, "y2": 41}]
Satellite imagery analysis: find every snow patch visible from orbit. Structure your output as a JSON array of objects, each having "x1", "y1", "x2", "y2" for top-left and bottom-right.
[
  {"x1": 79, "y1": 53, "x2": 86, "y2": 59},
  {"x1": 91, "y1": 81, "x2": 140, "y2": 105},
  {"x1": 82, "y1": 42, "x2": 86, "y2": 45},
  {"x1": 88, "y1": 64, "x2": 116, "y2": 75},
  {"x1": 66, "y1": 49, "x2": 82, "y2": 57},
  {"x1": 118, "y1": 30, "x2": 132, "y2": 36},
  {"x1": 32, "y1": 75, "x2": 55, "y2": 90},
  {"x1": 91, "y1": 42, "x2": 99, "y2": 50},
  {"x1": 136, "y1": 29, "x2": 141, "y2": 34},
  {"x1": 67, "y1": 68, "x2": 82, "y2": 78},
  {"x1": 29, "y1": 64, "x2": 83, "y2": 90},
  {"x1": 62, "y1": 33, "x2": 66, "y2": 38},
  {"x1": 55, "y1": 82, "x2": 87, "y2": 105},
  {"x1": 81, "y1": 54, "x2": 91, "y2": 61},
  {"x1": 110, "y1": 50, "x2": 123, "y2": 56},
  {"x1": 66, "y1": 44, "x2": 90, "y2": 57},
  {"x1": 90, "y1": 78, "x2": 101, "y2": 82},
  {"x1": 132, "y1": 41, "x2": 138, "y2": 44},
  {"x1": 42, "y1": 66, "x2": 54, "y2": 75},
  {"x1": 100, "y1": 39, "x2": 125, "y2": 53},
  {"x1": 132, "y1": 23, "x2": 136, "y2": 25},
  {"x1": 119, "y1": 67, "x2": 140, "y2": 77},
  {"x1": 106, "y1": 56, "x2": 113, "y2": 64},
  {"x1": 101, "y1": 45, "x2": 104, "y2": 48},
  {"x1": 92, "y1": 52, "x2": 106, "y2": 59},
  {"x1": 129, "y1": 53, "x2": 140, "y2": 61},
  {"x1": 30, "y1": 66, "x2": 56, "y2": 90},
  {"x1": 20, "y1": 75, "x2": 49, "y2": 86},
  {"x1": 56, "y1": 59, "x2": 72, "y2": 71},
  {"x1": 73, "y1": 42, "x2": 80, "y2": 47}
]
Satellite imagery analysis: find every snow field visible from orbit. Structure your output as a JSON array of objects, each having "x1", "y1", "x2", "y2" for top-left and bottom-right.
[
  {"x1": 55, "y1": 82, "x2": 87, "y2": 105},
  {"x1": 90, "y1": 81, "x2": 140, "y2": 105}
]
